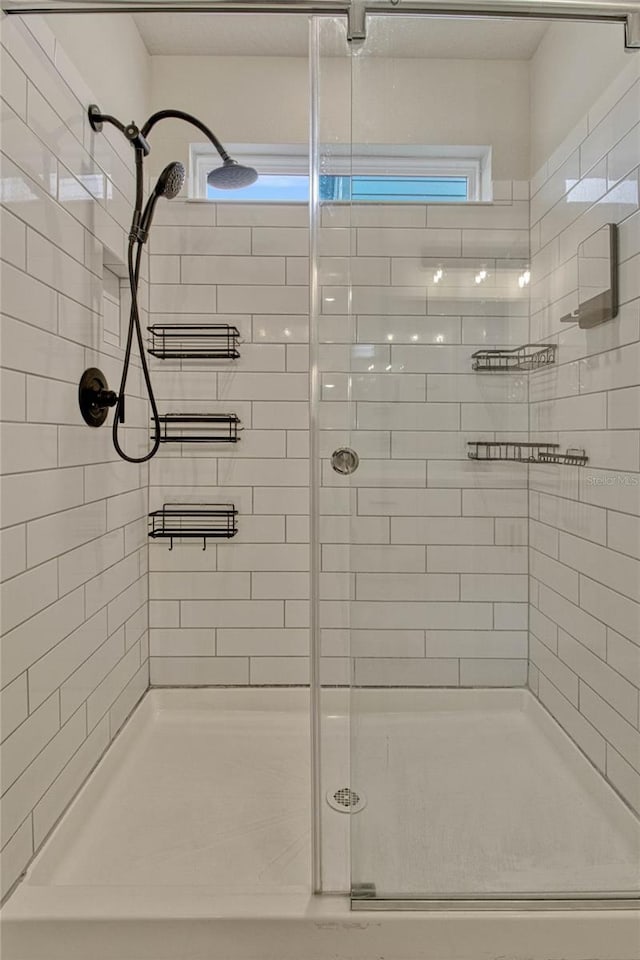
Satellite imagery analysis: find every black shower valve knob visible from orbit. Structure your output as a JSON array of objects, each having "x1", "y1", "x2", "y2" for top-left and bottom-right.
[
  {"x1": 94, "y1": 387, "x2": 118, "y2": 408},
  {"x1": 78, "y1": 368, "x2": 118, "y2": 428}
]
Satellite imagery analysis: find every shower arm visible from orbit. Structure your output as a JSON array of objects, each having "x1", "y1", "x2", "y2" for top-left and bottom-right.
[
  {"x1": 134, "y1": 112, "x2": 232, "y2": 238},
  {"x1": 89, "y1": 104, "x2": 233, "y2": 238},
  {"x1": 89, "y1": 106, "x2": 232, "y2": 164},
  {"x1": 140, "y1": 109, "x2": 231, "y2": 164}
]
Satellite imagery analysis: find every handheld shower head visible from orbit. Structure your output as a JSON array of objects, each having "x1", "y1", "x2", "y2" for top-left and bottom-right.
[
  {"x1": 208, "y1": 159, "x2": 258, "y2": 190},
  {"x1": 155, "y1": 161, "x2": 186, "y2": 199},
  {"x1": 137, "y1": 162, "x2": 186, "y2": 242}
]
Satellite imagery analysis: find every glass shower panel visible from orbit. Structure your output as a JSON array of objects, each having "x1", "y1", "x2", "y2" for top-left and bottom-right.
[
  {"x1": 347, "y1": 14, "x2": 640, "y2": 906},
  {"x1": 310, "y1": 14, "x2": 354, "y2": 893}
]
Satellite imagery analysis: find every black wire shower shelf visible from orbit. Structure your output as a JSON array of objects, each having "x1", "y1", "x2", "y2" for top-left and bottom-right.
[
  {"x1": 149, "y1": 503, "x2": 238, "y2": 550},
  {"x1": 155, "y1": 413, "x2": 241, "y2": 443},
  {"x1": 471, "y1": 344, "x2": 557, "y2": 372},
  {"x1": 468, "y1": 441, "x2": 588, "y2": 466},
  {"x1": 148, "y1": 324, "x2": 241, "y2": 359},
  {"x1": 538, "y1": 447, "x2": 589, "y2": 466}
]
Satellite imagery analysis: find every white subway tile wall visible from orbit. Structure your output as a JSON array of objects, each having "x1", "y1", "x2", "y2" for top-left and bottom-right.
[
  {"x1": 147, "y1": 201, "x2": 311, "y2": 686},
  {"x1": 0, "y1": 17, "x2": 149, "y2": 898},
  {"x1": 529, "y1": 58, "x2": 640, "y2": 815},
  {"x1": 318, "y1": 197, "x2": 530, "y2": 688},
  {"x1": 147, "y1": 191, "x2": 530, "y2": 691}
]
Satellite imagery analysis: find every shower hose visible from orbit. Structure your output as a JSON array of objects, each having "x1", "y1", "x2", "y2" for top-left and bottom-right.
[{"x1": 111, "y1": 235, "x2": 161, "y2": 464}]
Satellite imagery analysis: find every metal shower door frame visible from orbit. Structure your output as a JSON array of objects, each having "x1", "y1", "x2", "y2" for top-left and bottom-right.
[{"x1": 3, "y1": 0, "x2": 640, "y2": 49}]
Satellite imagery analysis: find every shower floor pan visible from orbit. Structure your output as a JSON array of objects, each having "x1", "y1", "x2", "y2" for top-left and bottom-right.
[{"x1": 2, "y1": 688, "x2": 639, "y2": 960}]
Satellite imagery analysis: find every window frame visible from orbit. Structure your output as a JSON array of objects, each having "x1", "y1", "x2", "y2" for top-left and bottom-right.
[{"x1": 190, "y1": 142, "x2": 490, "y2": 202}]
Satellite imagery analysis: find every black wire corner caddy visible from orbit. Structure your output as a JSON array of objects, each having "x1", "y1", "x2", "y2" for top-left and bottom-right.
[
  {"x1": 155, "y1": 413, "x2": 242, "y2": 444},
  {"x1": 148, "y1": 324, "x2": 241, "y2": 360},
  {"x1": 467, "y1": 441, "x2": 588, "y2": 466},
  {"x1": 148, "y1": 503, "x2": 238, "y2": 550},
  {"x1": 471, "y1": 344, "x2": 557, "y2": 372}
]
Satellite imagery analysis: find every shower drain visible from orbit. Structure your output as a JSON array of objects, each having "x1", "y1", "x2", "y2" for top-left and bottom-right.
[{"x1": 326, "y1": 787, "x2": 367, "y2": 814}]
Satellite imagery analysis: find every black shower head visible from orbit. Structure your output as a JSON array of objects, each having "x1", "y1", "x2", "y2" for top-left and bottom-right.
[
  {"x1": 155, "y1": 161, "x2": 186, "y2": 199},
  {"x1": 207, "y1": 159, "x2": 258, "y2": 190},
  {"x1": 138, "y1": 162, "x2": 186, "y2": 242}
]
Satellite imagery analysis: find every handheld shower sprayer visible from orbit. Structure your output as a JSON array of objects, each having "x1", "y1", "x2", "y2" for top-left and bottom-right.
[
  {"x1": 156, "y1": 162, "x2": 187, "y2": 200},
  {"x1": 85, "y1": 105, "x2": 258, "y2": 464},
  {"x1": 138, "y1": 162, "x2": 186, "y2": 243}
]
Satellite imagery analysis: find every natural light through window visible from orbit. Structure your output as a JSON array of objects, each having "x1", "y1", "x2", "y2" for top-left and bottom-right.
[
  {"x1": 193, "y1": 144, "x2": 489, "y2": 203},
  {"x1": 206, "y1": 174, "x2": 470, "y2": 203},
  {"x1": 207, "y1": 175, "x2": 310, "y2": 203}
]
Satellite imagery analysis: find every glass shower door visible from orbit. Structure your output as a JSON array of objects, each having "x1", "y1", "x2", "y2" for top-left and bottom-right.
[{"x1": 346, "y1": 13, "x2": 640, "y2": 907}]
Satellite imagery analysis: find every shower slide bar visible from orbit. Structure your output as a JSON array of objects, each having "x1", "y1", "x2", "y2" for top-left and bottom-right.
[{"x1": 3, "y1": 0, "x2": 640, "y2": 48}]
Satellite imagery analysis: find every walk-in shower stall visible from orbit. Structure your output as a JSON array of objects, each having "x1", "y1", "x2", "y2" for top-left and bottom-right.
[{"x1": 1, "y1": 1, "x2": 639, "y2": 957}]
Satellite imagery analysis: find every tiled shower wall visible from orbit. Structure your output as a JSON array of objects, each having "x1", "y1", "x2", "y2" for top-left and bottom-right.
[
  {"x1": 0, "y1": 16, "x2": 149, "y2": 898},
  {"x1": 148, "y1": 187, "x2": 531, "y2": 688},
  {"x1": 528, "y1": 58, "x2": 640, "y2": 815},
  {"x1": 319, "y1": 195, "x2": 530, "y2": 687},
  {"x1": 147, "y1": 201, "x2": 311, "y2": 685}
]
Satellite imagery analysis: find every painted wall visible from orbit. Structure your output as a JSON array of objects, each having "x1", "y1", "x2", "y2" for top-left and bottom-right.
[
  {"x1": 43, "y1": 12, "x2": 151, "y2": 126},
  {"x1": 0, "y1": 15, "x2": 150, "y2": 898},
  {"x1": 527, "y1": 54, "x2": 640, "y2": 816},
  {"x1": 148, "y1": 54, "x2": 530, "y2": 180},
  {"x1": 530, "y1": 21, "x2": 631, "y2": 174},
  {"x1": 43, "y1": 14, "x2": 630, "y2": 184}
]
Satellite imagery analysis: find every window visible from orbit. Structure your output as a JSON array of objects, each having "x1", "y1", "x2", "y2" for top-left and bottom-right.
[
  {"x1": 207, "y1": 174, "x2": 310, "y2": 203},
  {"x1": 320, "y1": 175, "x2": 470, "y2": 202},
  {"x1": 191, "y1": 144, "x2": 490, "y2": 203}
]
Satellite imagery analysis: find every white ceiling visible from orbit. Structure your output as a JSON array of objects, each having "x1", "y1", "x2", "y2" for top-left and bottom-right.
[{"x1": 134, "y1": 13, "x2": 549, "y2": 60}]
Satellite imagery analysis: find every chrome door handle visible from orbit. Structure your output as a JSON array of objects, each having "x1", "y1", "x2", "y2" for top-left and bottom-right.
[{"x1": 331, "y1": 447, "x2": 359, "y2": 475}]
